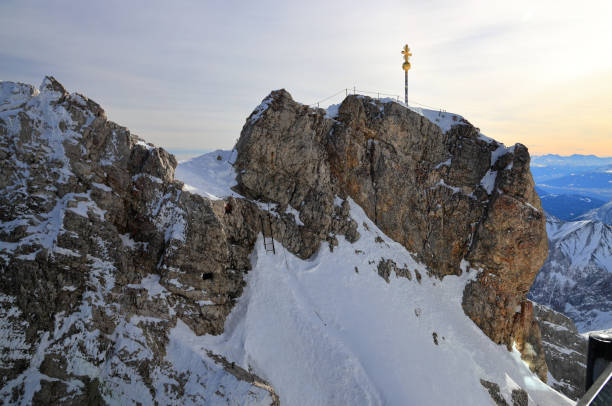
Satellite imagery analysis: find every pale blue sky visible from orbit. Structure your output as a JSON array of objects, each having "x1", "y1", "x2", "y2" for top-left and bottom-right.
[{"x1": 1, "y1": 0, "x2": 611, "y2": 154}]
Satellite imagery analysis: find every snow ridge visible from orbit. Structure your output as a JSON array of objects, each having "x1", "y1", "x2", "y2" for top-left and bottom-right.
[{"x1": 578, "y1": 200, "x2": 612, "y2": 225}]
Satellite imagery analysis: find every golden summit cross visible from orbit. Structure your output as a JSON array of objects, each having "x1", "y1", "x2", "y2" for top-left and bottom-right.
[
  {"x1": 401, "y1": 45, "x2": 412, "y2": 63},
  {"x1": 401, "y1": 44, "x2": 412, "y2": 105}
]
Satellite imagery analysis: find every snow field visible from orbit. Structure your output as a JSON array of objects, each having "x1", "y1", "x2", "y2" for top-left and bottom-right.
[{"x1": 175, "y1": 151, "x2": 573, "y2": 405}]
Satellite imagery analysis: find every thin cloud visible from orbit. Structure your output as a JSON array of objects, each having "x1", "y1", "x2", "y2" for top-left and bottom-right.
[{"x1": 0, "y1": 0, "x2": 610, "y2": 153}]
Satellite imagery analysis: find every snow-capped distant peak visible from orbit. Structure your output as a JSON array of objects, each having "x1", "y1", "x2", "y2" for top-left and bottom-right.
[{"x1": 578, "y1": 200, "x2": 612, "y2": 225}]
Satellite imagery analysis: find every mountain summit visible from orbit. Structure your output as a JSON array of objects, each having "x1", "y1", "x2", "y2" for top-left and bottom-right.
[
  {"x1": 234, "y1": 89, "x2": 549, "y2": 373},
  {"x1": 0, "y1": 78, "x2": 570, "y2": 405}
]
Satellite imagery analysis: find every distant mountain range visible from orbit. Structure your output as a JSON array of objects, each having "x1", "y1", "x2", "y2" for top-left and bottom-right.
[
  {"x1": 532, "y1": 153, "x2": 612, "y2": 165},
  {"x1": 529, "y1": 154, "x2": 612, "y2": 334},
  {"x1": 531, "y1": 154, "x2": 612, "y2": 201},
  {"x1": 536, "y1": 190, "x2": 605, "y2": 221},
  {"x1": 531, "y1": 154, "x2": 612, "y2": 180}
]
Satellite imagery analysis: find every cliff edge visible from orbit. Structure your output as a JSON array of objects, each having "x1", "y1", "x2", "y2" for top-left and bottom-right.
[
  {"x1": 0, "y1": 78, "x2": 564, "y2": 405},
  {"x1": 234, "y1": 90, "x2": 548, "y2": 379}
]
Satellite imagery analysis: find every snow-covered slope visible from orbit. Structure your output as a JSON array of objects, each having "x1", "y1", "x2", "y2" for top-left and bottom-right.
[
  {"x1": 0, "y1": 78, "x2": 279, "y2": 405},
  {"x1": 174, "y1": 149, "x2": 239, "y2": 199},
  {"x1": 410, "y1": 106, "x2": 473, "y2": 135},
  {"x1": 578, "y1": 200, "x2": 612, "y2": 225},
  {"x1": 177, "y1": 152, "x2": 572, "y2": 406},
  {"x1": 0, "y1": 77, "x2": 572, "y2": 405},
  {"x1": 546, "y1": 217, "x2": 612, "y2": 272},
  {"x1": 529, "y1": 215, "x2": 612, "y2": 332},
  {"x1": 329, "y1": 97, "x2": 489, "y2": 139}
]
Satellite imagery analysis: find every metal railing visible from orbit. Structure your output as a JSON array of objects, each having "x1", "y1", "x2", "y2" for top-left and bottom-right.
[{"x1": 309, "y1": 87, "x2": 446, "y2": 112}]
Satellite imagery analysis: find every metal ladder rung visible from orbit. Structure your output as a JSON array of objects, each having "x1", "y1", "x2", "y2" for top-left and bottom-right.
[{"x1": 260, "y1": 213, "x2": 276, "y2": 254}]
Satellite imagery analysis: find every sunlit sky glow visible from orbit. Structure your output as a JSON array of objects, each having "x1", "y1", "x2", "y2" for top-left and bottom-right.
[{"x1": 1, "y1": 0, "x2": 611, "y2": 155}]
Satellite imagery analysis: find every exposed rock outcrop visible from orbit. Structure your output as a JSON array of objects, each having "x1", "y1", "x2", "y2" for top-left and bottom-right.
[
  {"x1": 234, "y1": 90, "x2": 548, "y2": 379},
  {"x1": 533, "y1": 303, "x2": 587, "y2": 400},
  {"x1": 0, "y1": 78, "x2": 552, "y2": 403},
  {"x1": 0, "y1": 77, "x2": 278, "y2": 404},
  {"x1": 480, "y1": 379, "x2": 529, "y2": 406}
]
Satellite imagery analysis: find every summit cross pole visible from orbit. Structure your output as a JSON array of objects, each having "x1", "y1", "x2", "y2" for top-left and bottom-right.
[
  {"x1": 405, "y1": 70, "x2": 408, "y2": 106},
  {"x1": 401, "y1": 44, "x2": 412, "y2": 106}
]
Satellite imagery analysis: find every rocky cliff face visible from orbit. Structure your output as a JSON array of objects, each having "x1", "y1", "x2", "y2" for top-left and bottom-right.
[
  {"x1": 0, "y1": 78, "x2": 280, "y2": 404},
  {"x1": 235, "y1": 90, "x2": 548, "y2": 379},
  {"x1": 529, "y1": 215, "x2": 612, "y2": 332},
  {"x1": 0, "y1": 78, "x2": 557, "y2": 404},
  {"x1": 533, "y1": 303, "x2": 587, "y2": 400}
]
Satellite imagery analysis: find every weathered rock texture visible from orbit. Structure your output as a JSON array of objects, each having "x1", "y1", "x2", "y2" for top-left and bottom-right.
[
  {"x1": 480, "y1": 379, "x2": 529, "y2": 406},
  {"x1": 0, "y1": 78, "x2": 551, "y2": 403},
  {"x1": 0, "y1": 78, "x2": 279, "y2": 404},
  {"x1": 533, "y1": 303, "x2": 587, "y2": 400},
  {"x1": 234, "y1": 90, "x2": 548, "y2": 379}
]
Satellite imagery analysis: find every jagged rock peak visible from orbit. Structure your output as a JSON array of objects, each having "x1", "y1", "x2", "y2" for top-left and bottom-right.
[
  {"x1": 234, "y1": 89, "x2": 548, "y2": 378},
  {"x1": 0, "y1": 77, "x2": 278, "y2": 404},
  {"x1": 0, "y1": 77, "x2": 566, "y2": 404},
  {"x1": 40, "y1": 75, "x2": 68, "y2": 96}
]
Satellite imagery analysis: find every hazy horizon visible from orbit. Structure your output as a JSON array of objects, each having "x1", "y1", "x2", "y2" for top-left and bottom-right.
[
  {"x1": 1, "y1": 0, "x2": 611, "y2": 155},
  {"x1": 167, "y1": 148, "x2": 612, "y2": 161}
]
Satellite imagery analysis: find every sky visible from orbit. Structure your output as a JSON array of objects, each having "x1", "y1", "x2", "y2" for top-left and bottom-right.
[{"x1": 1, "y1": 0, "x2": 611, "y2": 156}]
